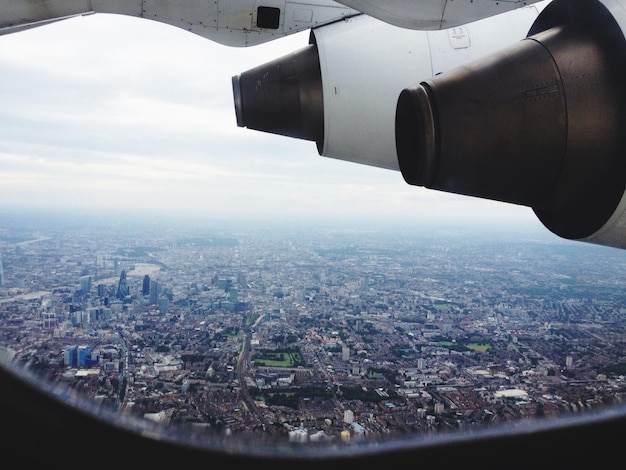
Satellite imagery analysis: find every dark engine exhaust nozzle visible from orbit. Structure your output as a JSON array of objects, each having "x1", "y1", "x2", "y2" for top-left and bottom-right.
[
  {"x1": 396, "y1": 35, "x2": 567, "y2": 207},
  {"x1": 232, "y1": 44, "x2": 323, "y2": 144},
  {"x1": 396, "y1": 3, "x2": 626, "y2": 240}
]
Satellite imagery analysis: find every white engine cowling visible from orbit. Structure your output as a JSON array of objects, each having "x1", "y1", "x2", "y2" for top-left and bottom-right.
[{"x1": 232, "y1": 4, "x2": 545, "y2": 170}]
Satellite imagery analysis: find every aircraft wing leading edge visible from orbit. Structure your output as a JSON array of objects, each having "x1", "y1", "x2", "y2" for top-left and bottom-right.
[
  {"x1": 0, "y1": 0, "x2": 548, "y2": 44},
  {"x1": 0, "y1": 0, "x2": 360, "y2": 46},
  {"x1": 334, "y1": 0, "x2": 547, "y2": 30}
]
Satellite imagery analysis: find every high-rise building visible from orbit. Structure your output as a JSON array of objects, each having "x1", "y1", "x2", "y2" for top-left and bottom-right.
[
  {"x1": 116, "y1": 270, "x2": 129, "y2": 300},
  {"x1": 142, "y1": 275, "x2": 150, "y2": 296},
  {"x1": 97, "y1": 284, "x2": 107, "y2": 298},
  {"x1": 77, "y1": 345, "x2": 91, "y2": 367},
  {"x1": 80, "y1": 275, "x2": 92, "y2": 294},
  {"x1": 150, "y1": 280, "x2": 160, "y2": 305},
  {"x1": 64, "y1": 346, "x2": 78, "y2": 368},
  {"x1": 158, "y1": 296, "x2": 169, "y2": 314}
]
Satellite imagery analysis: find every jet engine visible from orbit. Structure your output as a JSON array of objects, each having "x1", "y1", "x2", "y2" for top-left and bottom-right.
[
  {"x1": 232, "y1": 5, "x2": 543, "y2": 170},
  {"x1": 396, "y1": 0, "x2": 626, "y2": 248}
]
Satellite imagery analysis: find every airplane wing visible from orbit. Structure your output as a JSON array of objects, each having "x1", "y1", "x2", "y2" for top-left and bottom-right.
[
  {"x1": 334, "y1": 0, "x2": 545, "y2": 30},
  {"x1": 0, "y1": 0, "x2": 360, "y2": 46},
  {"x1": 0, "y1": 0, "x2": 545, "y2": 45}
]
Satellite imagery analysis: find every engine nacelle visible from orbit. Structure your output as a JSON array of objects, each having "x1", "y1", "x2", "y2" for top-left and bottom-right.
[
  {"x1": 396, "y1": 0, "x2": 626, "y2": 248},
  {"x1": 232, "y1": 6, "x2": 545, "y2": 170}
]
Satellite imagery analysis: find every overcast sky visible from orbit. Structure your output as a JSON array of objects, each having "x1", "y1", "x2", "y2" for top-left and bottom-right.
[{"x1": 0, "y1": 13, "x2": 540, "y2": 228}]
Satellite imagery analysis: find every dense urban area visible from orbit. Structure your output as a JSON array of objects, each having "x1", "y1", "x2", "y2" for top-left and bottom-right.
[{"x1": 1, "y1": 210, "x2": 626, "y2": 451}]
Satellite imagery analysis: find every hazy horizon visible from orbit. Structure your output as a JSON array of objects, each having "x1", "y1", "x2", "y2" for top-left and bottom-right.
[{"x1": 0, "y1": 203, "x2": 609, "y2": 257}]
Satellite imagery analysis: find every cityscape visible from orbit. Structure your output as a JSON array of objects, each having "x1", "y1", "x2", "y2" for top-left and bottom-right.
[{"x1": 1, "y1": 209, "x2": 626, "y2": 452}]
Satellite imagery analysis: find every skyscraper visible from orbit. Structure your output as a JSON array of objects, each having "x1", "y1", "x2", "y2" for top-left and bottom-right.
[
  {"x1": 150, "y1": 280, "x2": 160, "y2": 305},
  {"x1": 158, "y1": 296, "x2": 169, "y2": 314},
  {"x1": 142, "y1": 275, "x2": 150, "y2": 296},
  {"x1": 116, "y1": 270, "x2": 129, "y2": 300},
  {"x1": 79, "y1": 275, "x2": 92, "y2": 294}
]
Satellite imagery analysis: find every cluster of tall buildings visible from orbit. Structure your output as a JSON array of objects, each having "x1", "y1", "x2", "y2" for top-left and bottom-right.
[{"x1": 64, "y1": 344, "x2": 98, "y2": 369}]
